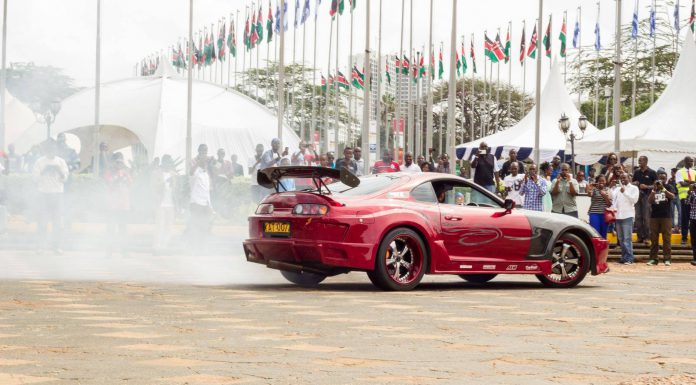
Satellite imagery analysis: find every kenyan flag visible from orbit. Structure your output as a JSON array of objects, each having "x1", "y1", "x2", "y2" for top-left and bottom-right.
[
  {"x1": 386, "y1": 62, "x2": 391, "y2": 85},
  {"x1": 244, "y1": 16, "x2": 251, "y2": 50},
  {"x1": 430, "y1": 52, "x2": 435, "y2": 80},
  {"x1": 527, "y1": 25, "x2": 537, "y2": 59},
  {"x1": 227, "y1": 21, "x2": 236, "y2": 58},
  {"x1": 543, "y1": 15, "x2": 552, "y2": 58},
  {"x1": 470, "y1": 40, "x2": 477, "y2": 74},
  {"x1": 336, "y1": 71, "x2": 350, "y2": 89},
  {"x1": 461, "y1": 42, "x2": 467, "y2": 74},
  {"x1": 559, "y1": 15, "x2": 567, "y2": 58},
  {"x1": 401, "y1": 55, "x2": 409, "y2": 75},
  {"x1": 330, "y1": 0, "x2": 345, "y2": 17},
  {"x1": 504, "y1": 28, "x2": 511, "y2": 64},
  {"x1": 418, "y1": 54, "x2": 426, "y2": 79},
  {"x1": 321, "y1": 74, "x2": 327, "y2": 91},
  {"x1": 690, "y1": 0, "x2": 695, "y2": 32},
  {"x1": 438, "y1": 49, "x2": 444, "y2": 80},
  {"x1": 455, "y1": 50, "x2": 461, "y2": 76},
  {"x1": 217, "y1": 22, "x2": 226, "y2": 61},
  {"x1": 250, "y1": 12, "x2": 259, "y2": 48},
  {"x1": 267, "y1": 2, "x2": 274, "y2": 43},
  {"x1": 256, "y1": 6, "x2": 264, "y2": 43},
  {"x1": 352, "y1": 66, "x2": 365, "y2": 89},
  {"x1": 519, "y1": 25, "x2": 526, "y2": 65},
  {"x1": 484, "y1": 33, "x2": 505, "y2": 63}
]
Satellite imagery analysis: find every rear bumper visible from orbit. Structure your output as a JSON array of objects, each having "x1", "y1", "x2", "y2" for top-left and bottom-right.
[
  {"x1": 243, "y1": 238, "x2": 376, "y2": 273},
  {"x1": 592, "y1": 237, "x2": 609, "y2": 275}
]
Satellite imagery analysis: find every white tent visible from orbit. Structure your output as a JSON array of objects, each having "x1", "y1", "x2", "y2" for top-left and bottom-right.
[
  {"x1": 14, "y1": 59, "x2": 300, "y2": 174},
  {"x1": 575, "y1": 30, "x2": 696, "y2": 169},
  {"x1": 4, "y1": 90, "x2": 35, "y2": 147},
  {"x1": 456, "y1": 62, "x2": 599, "y2": 163}
]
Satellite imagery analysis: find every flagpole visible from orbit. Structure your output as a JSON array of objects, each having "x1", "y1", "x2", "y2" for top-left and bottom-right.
[
  {"x1": 470, "y1": 34, "x2": 475, "y2": 142},
  {"x1": 577, "y1": 7, "x2": 582, "y2": 106},
  {"x1": 613, "y1": 0, "x2": 622, "y2": 153},
  {"x1": 416, "y1": 50, "x2": 422, "y2": 157},
  {"x1": 594, "y1": 2, "x2": 600, "y2": 127},
  {"x1": 186, "y1": 0, "x2": 193, "y2": 175},
  {"x1": 210, "y1": 23, "x2": 215, "y2": 82},
  {"x1": 563, "y1": 11, "x2": 567, "y2": 83},
  {"x1": 424, "y1": 0, "x2": 433, "y2": 157},
  {"x1": 447, "y1": 0, "x2": 457, "y2": 173},
  {"x1": 266, "y1": 4, "x2": 271, "y2": 101},
  {"x1": 277, "y1": 0, "x2": 286, "y2": 143},
  {"x1": 631, "y1": 0, "x2": 638, "y2": 118},
  {"x1": 348, "y1": 0, "x2": 354, "y2": 146},
  {"x1": 650, "y1": 0, "x2": 656, "y2": 105},
  {"x1": 301, "y1": 4, "x2": 307, "y2": 141},
  {"x1": 362, "y1": 0, "x2": 372, "y2": 175},
  {"x1": 243, "y1": 9, "x2": 248, "y2": 92},
  {"x1": 0, "y1": 0, "x2": 7, "y2": 151},
  {"x1": 94, "y1": 0, "x2": 102, "y2": 176},
  {"x1": 311, "y1": 1, "x2": 318, "y2": 148},
  {"x1": 228, "y1": 13, "x2": 233, "y2": 88},
  {"x1": 549, "y1": 13, "x2": 552, "y2": 69},
  {"x1": 522, "y1": 21, "x2": 527, "y2": 117},
  {"x1": 495, "y1": 28, "x2": 501, "y2": 132},
  {"x1": 215, "y1": 20, "x2": 220, "y2": 84},
  {"x1": 533, "y1": 0, "x2": 543, "y2": 166},
  {"x1": 439, "y1": 41, "x2": 444, "y2": 155},
  {"x1": 324, "y1": 17, "x2": 334, "y2": 154},
  {"x1": 376, "y1": 0, "x2": 383, "y2": 162},
  {"x1": 460, "y1": 39, "x2": 465, "y2": 145},
  {"x1": 507, "y1": 21, "x2": 512, "y2": 128},
  {"x1": 407, "y1": 0, "x2": 414, "y2": 156},
  {"x1": 483, "y1": 31, "x2": 487, "y2": 137},
  {"x1": 396, "y1": 0, "x2": 404, "y2": 161},
  {"x1": 334, "y1": 8, "x2": 341, "y2": 154},
  {"x1": 256, "y1": 17, "x2": 261, "y2": 100}
]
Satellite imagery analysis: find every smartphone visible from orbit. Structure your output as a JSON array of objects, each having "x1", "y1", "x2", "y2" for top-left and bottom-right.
[{"x1": 479, "y1": 150, "x2": 487, "y2": 155}]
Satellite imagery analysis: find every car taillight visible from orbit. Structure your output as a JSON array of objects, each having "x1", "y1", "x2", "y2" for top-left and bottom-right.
[
  {"x1": 292, "y1": 204, "x2": 329, "y2": 216},
  {"x1": 255, "y1": 203, "x2": 274, "y2": 215}
]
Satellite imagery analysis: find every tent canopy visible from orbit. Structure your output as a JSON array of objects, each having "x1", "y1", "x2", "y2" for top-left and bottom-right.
[
  {"x1": 4, "y1": 90, "x2": 35, "y2": 148},
  {"x1": 456, "y1": 62, "x2": 599, "y2": 163},
  {"x1": 14, "y1": 59, "x2": 300, "y2": 174},
  {"x1": 575, "y1": 30, "x2": 696, "y2": 169}
]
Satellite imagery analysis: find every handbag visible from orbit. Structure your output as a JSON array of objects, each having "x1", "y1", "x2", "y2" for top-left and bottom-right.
[{"x1": 604, "y1": 208, "x2": 616, "y2": 224}]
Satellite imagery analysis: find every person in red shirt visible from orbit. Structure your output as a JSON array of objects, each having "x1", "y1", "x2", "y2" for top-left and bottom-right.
[{"x1": 373, "y1": 150, "x2": 401, "y2": 174}]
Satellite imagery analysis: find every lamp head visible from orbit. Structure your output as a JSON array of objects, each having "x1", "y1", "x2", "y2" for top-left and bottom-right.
[
  {"x1": 558, "y1": 113, "x2": 570, "y2": 134},
  {"x1": 578, "y1": 115, "x2": 588, "y2": 132}
]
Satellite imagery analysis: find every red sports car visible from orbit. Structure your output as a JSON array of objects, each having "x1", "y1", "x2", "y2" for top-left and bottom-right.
[{"x1": 243, "y1": 167, "x2": 609, "y2": 291}]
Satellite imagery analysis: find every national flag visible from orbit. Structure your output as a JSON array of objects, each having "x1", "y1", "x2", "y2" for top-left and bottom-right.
[
  {"x1": 418, "y1": 53, "x2": 426, "y2": 79},
  {"x1": 251, "y1": 12, "x2": 259, "y2": 47},
  {"x1": 411, "y1": 57, "x2": 418, "y2": 83},
  {"x1": 386, "y1": 61, "x2": 391, "y2": 85},
  {"x1": 527, "y1": 24, "x2": 537, "y2": 59},
  {"x1": 294, "y1": 0, "x2": 300, "y2": 28},
  {"x1": 267, "y1": 1, "x2": 274, "y2": 43},
  {"x1": 572, "y1": 15, "x2": 580, "y2": 48},
  {"x1": 520, "y1": 25, "x2": 526, "y2": 64},
  {"x1": 543, "y1": 16, "x2": 552, "y2": 58},
  {"x1": 395, "y1": 55, "x2": 401, "y2": 70},
  {"x1": 461, "y1": 42, "x2": 468, "y2": 74},
  {"x1": 674, "y1": 0, "x2": 680, "y2": 32},
  {"x1": 227, "y1": 20, "x2": 237, "y2": 57},
  {"x1": 650, "y1": 1, "x2": 657, "y2": 37},
  {"x1": 402, "y1": 55, "x2": 409, "y2": 75},
  {"x1": 632, "y1": 0, "x2": 640, "y2": 39},
  {"x1": 352, "y1": 66, "x2": 365, "y2": 89},
  {"x1": 275, "y1": 3, "x2": 280, "y2": 33},
  {"x1": 321, "y1": 74, "x2": 327, "y2": 91},
  {"x1": 350, "y1": 0, "x2": 356, "y2": 12},
  {"x1": 438, "y1": 48, "x2": 444, "y2": 80},
  {"x1": 196, "y1": 35, "x2": 203, "y2": 67},
  {"x1": 244, "y1": 15, "x2": 251, "y2": 50},
  {"x1": 328, "y1": 73, "x2": 335, "y2": 85},
  {"x1": 301, "y1": 0, "x2": 311, "y2": 24},
  {"x1": 218, "y1": 22, "x2": 226, "y2": 61},
  {"x1": 504, "y1": 28, "x2": 511, "y2": 63},
  {"x1": 337, "y1": 71, "x2": 350, "y2": 89},
  {"x1": 559, "y1": 14, "x2": 567, "y2": 58},
  {"x1": 484, "y1": 32, "x2": 505, "y2": 62},
  {"x1": 594, "y1": 19, "x2": 601, "y2": 51},
  {"x1": 470, "y1": 39, "x2": 478, "y2": 73},
  {"x1": 690, "y1": 0, "x2": 695, "y2": 32},
  {"x1": 430, "y1": 51, "x2": 435, "y2": 80},
  {"x1": 330, "y1": 0, "x2": 345, "y2": 17},
  {"x1": 455, "y1": 49, "x2": 461, "y2": 76},
  {"x1": 210, "y1": 31, "x2": 217, "y2": 63},
  {"x1": 257, "y1": 6, "x2": 264, "y2": 43}
]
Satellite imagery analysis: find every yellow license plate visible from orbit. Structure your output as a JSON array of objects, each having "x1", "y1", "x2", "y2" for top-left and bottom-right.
[{"x1": 263, "y1": 222, "x2": 291, "y2": 236}]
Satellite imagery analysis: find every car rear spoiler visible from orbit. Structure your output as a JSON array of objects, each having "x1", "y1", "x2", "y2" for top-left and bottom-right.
[{"x1": 257, "y1": 166, "x2": 360, "y2": 192}]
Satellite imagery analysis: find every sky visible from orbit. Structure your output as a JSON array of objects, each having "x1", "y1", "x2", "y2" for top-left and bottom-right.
[{"x1": 2, "y1": 0, "x2": 690, "y2": 91}]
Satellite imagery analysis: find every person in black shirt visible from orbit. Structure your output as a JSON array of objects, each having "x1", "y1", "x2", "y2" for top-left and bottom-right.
[
  {"x1": 471, "y1": 142, "x2": 499, "y2": 193},
  {"x1": 647, "y1": 168, "x2": 676, "y2": 266},
  {"x1": 499, "y1": 148, "x2": 526, "y2": 178},
  {"x1": 632, "y1": 156, "x2": 658, "y2": 244}
]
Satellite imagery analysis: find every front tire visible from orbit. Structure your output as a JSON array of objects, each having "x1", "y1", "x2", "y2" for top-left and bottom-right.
[
  {"x1": 280, "y1": 270, "x2": 326, "y2": 287},
  {"x1": 536, "y1": 233, "x2": 590, "y2": 288},
  {"x1": 369, "y1": 228, "x2": 428, "y2": 291},
  {"x1": 459, "y1": 274, "x2": 497, "y2": 284}
]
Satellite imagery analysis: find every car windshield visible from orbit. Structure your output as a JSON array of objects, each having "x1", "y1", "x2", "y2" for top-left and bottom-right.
[{"x1": 328, "y1": 174, "x2": 406, "y2": 196}]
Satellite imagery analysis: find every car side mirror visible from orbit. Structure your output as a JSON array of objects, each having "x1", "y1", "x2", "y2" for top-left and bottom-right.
[{"x1": 504, "y1": 199, "x2": 515, "y2": 213}]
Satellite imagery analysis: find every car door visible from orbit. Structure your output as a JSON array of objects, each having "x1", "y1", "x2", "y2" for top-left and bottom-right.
[{"x1": 438, "y1": 180, "x2": 532, "y2": 263}]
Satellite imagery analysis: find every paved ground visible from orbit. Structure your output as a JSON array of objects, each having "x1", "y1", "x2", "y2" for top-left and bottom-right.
[{"x1": 0, "y1": 242, "x2": 696, "y2": 385}]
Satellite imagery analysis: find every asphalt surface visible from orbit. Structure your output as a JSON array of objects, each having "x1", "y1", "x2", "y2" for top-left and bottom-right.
[{"x1": 0, "y1": 239, "x2": 695, "y2": 384}]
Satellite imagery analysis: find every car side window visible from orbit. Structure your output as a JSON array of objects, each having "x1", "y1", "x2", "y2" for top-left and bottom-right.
[
  {"x1": 433, "y1": 179, "x2": 501, "y2": 208},
  {"x1": 411, "y1": 182, "x2": 438, "y2": 203}
]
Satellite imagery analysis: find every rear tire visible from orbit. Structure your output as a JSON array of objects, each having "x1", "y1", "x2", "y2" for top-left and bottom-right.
[
  {"x1": 280, "y1": 270, "x2": 326, "y2": 288},
  {"x1": 370, "y1": 228, "x2": 428, "y2": 291},
  {"x1": 459, "y1": 274, "x2": 497, "y2": 284},
  {"x1": 536, "y1": 233, "x2": 590, "y2": 288}
]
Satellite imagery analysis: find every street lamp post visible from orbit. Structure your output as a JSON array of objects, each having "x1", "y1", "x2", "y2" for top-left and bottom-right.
[
  {"x1": 559, "y1": 113, "x2": 588, "y2": 174},
  {"x1": 35, "y1": 100, "x2": 62, "y2": 139},
  {"x1": 603, "y1": 86, "x2": 612, "y2": 129}
]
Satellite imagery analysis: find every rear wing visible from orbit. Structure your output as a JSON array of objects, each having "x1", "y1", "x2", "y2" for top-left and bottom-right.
[{"x1": 257, "y1": 166, "x2": 360, "y2": 193}]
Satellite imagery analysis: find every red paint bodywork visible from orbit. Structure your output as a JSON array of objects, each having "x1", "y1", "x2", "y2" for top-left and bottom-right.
[{"x1": 243, "y1": 173, "x2": 609, "y2": 279}]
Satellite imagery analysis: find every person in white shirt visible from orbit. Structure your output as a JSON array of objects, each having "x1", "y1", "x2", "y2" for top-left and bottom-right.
[
  {"x1": 353, "y1": 147, "x2": 365, "y2": 176},
  {"x1": 33, "y1": 140, "x2": 69, "y2": 253},
  {"x1": 187, "y1": 153, "x2": 213, "y2": 246},
  {"x1": 248, "y1": 144, "x2": 265, "y2": 203},
  {"x1": 610, "y1": 172, "x2": 640, "y2": 264},
  {"x1": 401, "y1": 153, "x2": 422, "y2": 174},
  {"x1": 503, "y1": 162, "x2": 525, "y2": 208}
]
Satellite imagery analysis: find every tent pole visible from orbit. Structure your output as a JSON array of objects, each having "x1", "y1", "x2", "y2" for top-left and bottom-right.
[
  {"x1": 186, "y1": 0, "x2": 193, "y2": 174},
  {"x1": 94, "y1": 0, "x2": 102, "y2": 176}
]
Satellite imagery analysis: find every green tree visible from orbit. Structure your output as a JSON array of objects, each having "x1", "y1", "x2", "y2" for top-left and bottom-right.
[{"x1": 6, "y1": 62, "x2": 79, "y2": 114}]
